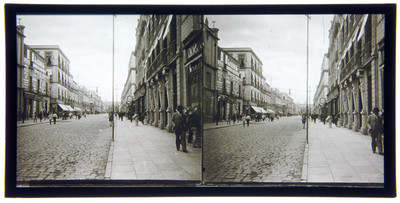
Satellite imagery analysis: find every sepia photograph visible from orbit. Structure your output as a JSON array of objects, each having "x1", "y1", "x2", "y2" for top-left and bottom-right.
[{"x1": 5, "y1": 3, "x2": 396, "y2": 197}]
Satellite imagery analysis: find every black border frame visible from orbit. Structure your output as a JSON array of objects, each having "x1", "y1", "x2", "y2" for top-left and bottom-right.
[{"x1": 5, "y1": 4, "x2": 396, "y2": 197}]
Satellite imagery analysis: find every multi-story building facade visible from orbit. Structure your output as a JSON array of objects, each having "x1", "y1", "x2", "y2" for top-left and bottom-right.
[
  {"x1": 313, "y1": 54, "x2": 329, "y2": 116},
  {"x1": 120, "y1": 52, "x2": 136, "y2": 114},
  {"x1": 21, "y1": 44, "x2": 51, "y2": 120},
  {"x1": 281, "y1": 91, "x2": 295, "y2": 116},
  {"x1": 17, "y1": 24, "x2": 51, "y2": 121},
  {"x1": 17, "y1": 24, "x2": 103, "y2": 118},
  {"x1": 132, "y1": 15, "x2": 219, "y2": 131},
  {"x1": 129, "y1": 15, "x2": 299, "y2": 130},
  {"x1": 30, "y1": 45, "x2": 75, "y2": 114},
  {"x1": 326, "y1": 14, "x2": 384, "y2": 134},
  {"x1": 215, "y1": 47, "x2": 242, "y2": 121},
  {"x1": 222, "y1": 47, "x2": 268, "y2": 116}
]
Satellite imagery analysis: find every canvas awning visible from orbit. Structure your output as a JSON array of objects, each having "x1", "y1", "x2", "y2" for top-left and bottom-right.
[
  {"x1": 266, "y1": 109, "x2": 275, "y2": 114},
  {"x1": 74, "y1": 107, "x2": 83, "y2": 112},
  {"x1": 58, "y1": 104, "x2": 69, "y2": 111},
  {"x1": 65, "y1": 105, "x2": 75, "y2": 112},
  {"x1": 259, "y1": 108, "x2": 268, "y2": 114},
  {"x1": 357, "y1": 15, "x2": 369, "y2": 41},
  {"x1": 251, "y1": 106, "x2": 262, "y2": 113}
]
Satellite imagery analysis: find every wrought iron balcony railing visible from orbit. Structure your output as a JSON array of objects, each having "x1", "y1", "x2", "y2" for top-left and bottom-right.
[{"x1": 340, "y1": 50, "x2": 360, "y2": 81}]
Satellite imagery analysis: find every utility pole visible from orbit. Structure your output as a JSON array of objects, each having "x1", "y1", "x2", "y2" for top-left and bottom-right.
[
  {"x1": 116, "y1": 84, "x2": 119, "y2": 111},
  {"x1": 306, "y1": 14, "x2": 311, "y2": 144},
  {"x1": 112, "y1": 14, "x2": 115, "y2": 142}
]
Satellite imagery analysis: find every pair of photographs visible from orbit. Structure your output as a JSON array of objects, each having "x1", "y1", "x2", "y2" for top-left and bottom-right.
[{"x1": 5, "y1": 4, "x2": 396, "y2": 197}]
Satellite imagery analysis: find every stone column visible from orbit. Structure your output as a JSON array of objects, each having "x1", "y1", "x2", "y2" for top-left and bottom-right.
[
  {"x1": 165, "y1": 73, "x2": 173, "y2": 132},
  {"x1": 149, "y1": 80, "x2": 154, "y2": 125},
  {"x1": 153, "y1": 80, "x2": 159, "y2": 127},
  {"x1": 346, "y1": 81, "x2": 353, "y2": 129},
  {"x1": 352, "y1": 77, "x2": 360, "y2": 131},
  {"x1": 341, "y1": 83, "x2": 348, "y2": 127},
  {"x1": 158, "y1": 78, "x2": 165, "y2": 129},
  {"x1": 359, "y1": 72, "x2": 368, "y2": 135}
]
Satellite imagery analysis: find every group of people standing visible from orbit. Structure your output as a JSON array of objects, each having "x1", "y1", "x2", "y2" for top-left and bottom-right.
[{"x1": 171, "y1": 105, "x2": 201, "y2": 153}]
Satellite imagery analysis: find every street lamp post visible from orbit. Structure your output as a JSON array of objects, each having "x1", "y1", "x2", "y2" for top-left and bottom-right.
[{"x1": 306, "y1": 14, "x2": 311, "y2": 144}]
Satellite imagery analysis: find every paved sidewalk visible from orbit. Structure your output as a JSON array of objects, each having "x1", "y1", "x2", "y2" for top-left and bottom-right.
[
  {"x1": 105, "y1": 119, "x2": 201, "y2": 181},
  {"x1": 302, "y1": 121, "x2": 384, "y2": 183}
]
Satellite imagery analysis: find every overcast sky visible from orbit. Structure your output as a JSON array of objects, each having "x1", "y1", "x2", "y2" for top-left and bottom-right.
[
  {"x1": 206, "y1": 15, "x2": 333, "y2": 104},
  {"x1": 19, "y1": 15, "x2": 138, "y2": 103},
  {"x1": 18, "y1": 14, "x2": 332, "y2": 104}
]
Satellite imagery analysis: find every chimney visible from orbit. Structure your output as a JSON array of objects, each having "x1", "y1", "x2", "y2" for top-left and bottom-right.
[
  {"x1": 211, "y1": 28, "x2": 219, "y2": 38},
  {"x1": 17, "y1": 18, "x2": 25, "y2": 35}
]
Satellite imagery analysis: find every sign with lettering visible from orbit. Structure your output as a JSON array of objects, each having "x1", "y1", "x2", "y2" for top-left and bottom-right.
[
  {"x1": 185, "y1": 42, "x2": 202, "y2": 61},
  {"x1": 189, "y1": 61, "x2": 202, "y2": 73}
]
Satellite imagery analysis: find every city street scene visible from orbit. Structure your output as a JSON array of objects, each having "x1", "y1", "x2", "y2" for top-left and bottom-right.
[
  {"x1": 14, "y1": 13, "x2": 385, "y2": 186},
  {"x1": 201, "y1": 14, "x2": 385, "y2": 184}
]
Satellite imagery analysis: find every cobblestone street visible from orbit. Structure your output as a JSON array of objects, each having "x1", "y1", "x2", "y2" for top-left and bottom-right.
[
  {"x1": 17, "y1": 114, "x2": 112, "y2": 183},
  {"x1": 203, "y1": 116, "x2": 306, "y2": 183}
]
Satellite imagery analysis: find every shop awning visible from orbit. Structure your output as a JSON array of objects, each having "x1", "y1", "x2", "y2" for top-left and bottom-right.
[
  {"x1": 259, "y1": 108, "x2": 268, "y2": 114},
  {"x1": 266, "y1": 109, "x2": 275, "y2": 114},
  {"x1": 74, "y1": 107, "x2": 83, "y2": 112},
  {"x1": 251, "y1": 106, "x2": 262, "y2": 113},
  {"x1": 65, "y1": 105, "x2": 75, "y2": 112},
  {"x1": 58, "y1": 104, "x2": 69, "y2": 111}
]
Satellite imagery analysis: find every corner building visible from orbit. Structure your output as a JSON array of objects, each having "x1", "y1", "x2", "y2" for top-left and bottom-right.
[{"x1": 133, "y1": 15, "x2": 219, "y2": 132}]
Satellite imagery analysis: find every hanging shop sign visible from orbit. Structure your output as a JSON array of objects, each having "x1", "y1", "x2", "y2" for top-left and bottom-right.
[{"x1": 185, "y1": 42, "x2": 202, "y2": 61}]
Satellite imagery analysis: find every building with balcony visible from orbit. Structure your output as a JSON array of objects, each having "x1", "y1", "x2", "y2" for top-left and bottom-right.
[
  {"x1": 132, "y1": 15, "x2": 219, "y2": 131},
  {"x1": 313, "y1": 54, "x2": 329, "y2": 116},
  {"x1": 17, "y1": 27, "x2": 51, "y2": 120},
  {"x1": 214, "y1": 47, "x2": 243, "y2": 122},
  {"x1": 120, "y1": 52, "x2": 137, "y2": 114},
  {"x1": 326, "y1": 14, "x2": 384, "y2": 134},
  {"x1": 29, "y1": 45, "x2": 75, "y2": 114},
  {"x1": 17, "y1": 25, "x2": 50, "y2": 121},
  {"x1": 17, "y1": 24, "x2": 25, "y2": 121},
  {"x1": 222, "y1": 47, "x2": 268, "y2": 116}
]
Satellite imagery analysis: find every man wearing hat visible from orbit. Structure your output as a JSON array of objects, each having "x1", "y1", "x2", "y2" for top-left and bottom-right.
[
  {"x1": 367, "y1": 107, "x2": 384, "y2": 155},
  {"x1": 171, "y1": 105, "x2": 188, "y2": 153}
]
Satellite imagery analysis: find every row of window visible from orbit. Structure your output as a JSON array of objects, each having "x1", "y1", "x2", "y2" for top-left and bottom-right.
[{"x1": 28, "y1": 76, "x2": 48, "y2": 95}]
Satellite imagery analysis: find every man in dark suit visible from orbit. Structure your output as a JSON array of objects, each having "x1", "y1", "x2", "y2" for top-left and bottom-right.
[{"x1": 367, "y1": 107, "x2": 384, "y2": 155}]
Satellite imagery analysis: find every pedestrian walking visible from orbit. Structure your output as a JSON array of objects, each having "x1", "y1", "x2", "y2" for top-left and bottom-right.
[
  {"x1": 133, "y1": 113, "x2": 139, "y2": 126},
  {"x1": 191, "y1": 108, "x2": 202, "y2": 148},
  {"x1": 327, "y1": 115, "x2": 333, "y2": 128},
  {"x1": 246, "y1": 115, "x2": 251, "y2": 126},
  {"x1": 187, "y1": 107, "x2": 200, "y2": 146},
  {"x1": 33, "y1": 112, "x2": 37, "y2": 123},
  {"x1": 232, "y1": 113, "x2": 237, "y2": 124},
  {"x1": 52, "y1": 113, "x2": 57, "y2": 124},
  {"x1": 242, "y1": 114, "x2": 246, "y2": 126},
  {"x1": 49, "y1": 112, "x2": 53, "y2": 125},
  {"x1": 227, "y1": 114, "x2": 231, "y2": 125},
  {"x1": 39, "y1": 112, "x2": 43, "y2": 122},
  {"x1": 302, "y1": 113, "x2": 307, "y2": 129},
  {"x1": 109, "y1": 113, "x2": 113, "y2": 127},
  {"x1": 22, "y1": 111, "x2": 25, "y2": 123},
  {"x1": 367, "y1": 107, "x2": 384, "y2": 155},
  {"x1": 171, "y1": 105, "x2": 188, "y2": 153}
]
